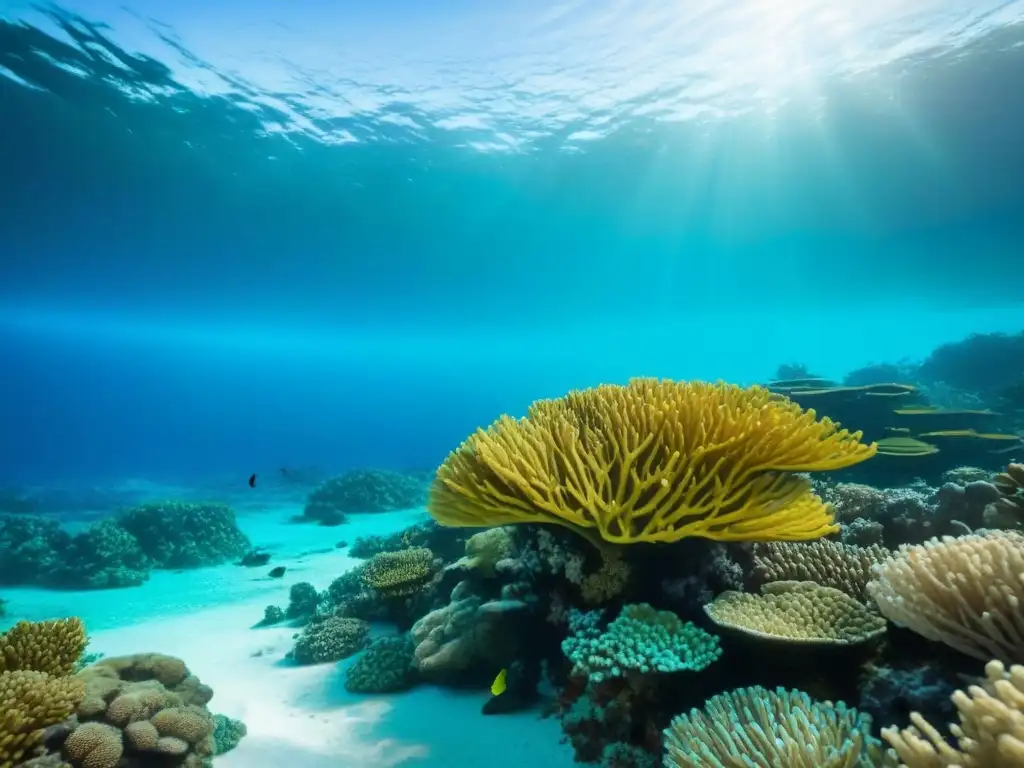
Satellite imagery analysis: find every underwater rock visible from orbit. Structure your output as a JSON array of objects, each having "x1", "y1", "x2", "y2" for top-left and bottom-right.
[{"x1": 238, "y1": 549, "x2": 271, "y2": 567}]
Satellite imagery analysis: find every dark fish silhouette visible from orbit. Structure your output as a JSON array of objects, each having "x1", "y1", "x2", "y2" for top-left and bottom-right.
[
  {"x1": 268, "y1": 566, "x2": 286, "y2": 578},
  {"x1": 248, "y1": 473, "x2": 257, "y2": 488}
]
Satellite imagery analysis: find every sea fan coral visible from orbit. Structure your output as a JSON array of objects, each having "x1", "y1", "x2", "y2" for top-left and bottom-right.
[{"x1": 429, "y1": 379, "x2": 876, "y2": 546}]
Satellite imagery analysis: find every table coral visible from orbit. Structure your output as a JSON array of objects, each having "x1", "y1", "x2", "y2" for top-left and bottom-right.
[{"x1": 704, "y1": 581, "x2": 887, "y2": 646}]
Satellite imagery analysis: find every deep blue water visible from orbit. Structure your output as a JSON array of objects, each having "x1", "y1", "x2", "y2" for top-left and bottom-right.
[{"x1": 2, "y1": 0, "x2": 1024, "y2": 485}]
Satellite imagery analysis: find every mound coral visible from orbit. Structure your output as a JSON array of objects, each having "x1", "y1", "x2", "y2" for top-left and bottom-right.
[
  {"x1": 69, "y1": 652, "x2": 218, "y2": 768},
  {"x1": 752, "y1": 539, "x2": 890, "y2": 601},
  {"x1": 344, "y1": 635, "x2": 418, "y2": 694},
  {"x1": 882, "y1": 659, "x2": 1024, "y2": 766},
  {"x1": 0, "y1": 618, "x2": 88, "y2": 768},
  {"x1": 291, "y1": 617, "x2": 370, "y2": 665},
  {"x1": 867, "y1": 531, "x2": 1024, "y2": 663},
  {"x1": 361, "y1": 547, "x2": 438, "y2": 598},
  {"x1": 562, "y1": 603, "x2": 721, "y2": 684},
  {"x1": 429, "y1": 379, "x2": 875, "y2": 546},
  {"x1": 664, "y1": 685, "x2": 887, "y2": 767},
  {"x1": 704, "y1": 581, "x2": 887, "y2": 645},
  {"x1": 452, "y1": 528, "x2": 514, "y2": 576}
]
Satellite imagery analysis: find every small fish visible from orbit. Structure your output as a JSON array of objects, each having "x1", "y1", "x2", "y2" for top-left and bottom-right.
[
  {"x1": 268, "y1": 566, "x2": 286, "y2": 578},
  {"x1": 490, "y1": 668, "x2": 507, "y2": 697},
  {"x1": 248, "y1": 473, "x2": 257, "y2": 488}
]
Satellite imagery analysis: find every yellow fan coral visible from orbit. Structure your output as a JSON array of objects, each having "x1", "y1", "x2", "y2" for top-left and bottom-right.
[{"x1": 430, "y1": 378, "x2": 876, "y2": 545}]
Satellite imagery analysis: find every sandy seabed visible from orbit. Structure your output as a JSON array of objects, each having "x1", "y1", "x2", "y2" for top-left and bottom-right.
[{"x1": 3, "y1": 506, "x2": 574, "y2": 768}]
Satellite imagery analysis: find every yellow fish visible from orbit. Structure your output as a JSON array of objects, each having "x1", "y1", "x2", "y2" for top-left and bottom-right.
[{"x1": 490, "y1": 668, "x2": 507, "y2": 696}]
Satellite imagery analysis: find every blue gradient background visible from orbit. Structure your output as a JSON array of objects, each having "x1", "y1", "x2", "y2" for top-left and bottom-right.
[{"x1": 1, "y1": 0, "x2": 1023, "y2": 484}]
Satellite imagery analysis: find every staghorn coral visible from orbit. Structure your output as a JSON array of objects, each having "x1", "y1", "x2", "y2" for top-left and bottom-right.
[
  {"x1": 429, "y1": 379, "x2": 876, "y2": 546},
  {"x1": 704, "y1": 581, "x2": 887, "y2": 645},
  {"x1": 752, "y1": 539, "x2": 889, "y2": 601},
  {"x1": 664, "y1": 685, "x2": 889, "y2": 767},
  {"x1": 1, "y1": 618, "x2": 87, "y2": 677},
  {"x1": 867, "y1": 531, "x2": 1024, "y2": 663},
  {"x1": 882, "y1": 659, "x2": 1024, "y2": 767},
  {"x1": 291, "y1": 616, "x2": 370, "y2": 665},
  {"x1": 361, "y1": 547, "x2": 438, "y2": 598},
  {"x1": 68, "y1": 653, "x2": 217, "y2": 768},
  {"x1": 562, "y1": 604, "x2": 721, "y2": 684}
]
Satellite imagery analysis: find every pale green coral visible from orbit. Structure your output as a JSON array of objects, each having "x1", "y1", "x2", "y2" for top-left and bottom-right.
[
  {"x1": 291, "y1": 617, "x2": 370, "y2": 665},
  {"x1": 561, "y1": 603, "x2": 721, "y2": 684}
]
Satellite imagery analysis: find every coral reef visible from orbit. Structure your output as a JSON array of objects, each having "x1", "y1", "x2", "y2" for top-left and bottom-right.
[
  {"x1": 116, "y1": 501, "x2": 250, "y2": 569},
  {"x1": 295, "y1": 469, "x2": 427, "y2": 526},
  {"x1": 430, "y1": 378, "x2": 875, "y2": 545},
  {"x1": 361, "y1": 547, "x2": 439, "y2": 598},
  {"x1": 752, "y1": 539, "x2": 889, "y2": 601},
  {"x1": 0, "y1": 500, "x2": 250, "y2": 591}
]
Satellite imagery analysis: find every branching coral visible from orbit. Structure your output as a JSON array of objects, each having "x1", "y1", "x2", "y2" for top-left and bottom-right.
[
  {"x1": 867, "y1": 531, "x2": 1024, "y2": 663},
  {"x1": 567, "y1": 550, "x2": 632, "y2": 605},
  {"x1": 882, "y1": 659, "x2": 1024, "y2": 767},
  {"x1": 429, "y1": 379, "x2": 875, "y2": 546},
  {"x1": 664, "y1": 685, "x2": 889, "y2": 767},
  {"x1": 704, "y1": 581, "x2": 887, "y2": 645},
  {"x1": 562, "y1": 603, "x2": 721, "y2": 684},
  {"x1": 993, "y1": 463, "x2": 1024, "y2": 516},
  {"x1": 752, "y1": 539, "x2": 889, "y2": 601},
  {"x1": 361, "y1": 547, "x2": 438, "y2": 598}
]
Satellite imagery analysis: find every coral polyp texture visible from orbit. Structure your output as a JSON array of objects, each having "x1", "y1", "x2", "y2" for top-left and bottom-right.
[
  {"x1": 664, "y1": 685, "x2": 888, "y2": 767},
  {"x1": 429, "y1": 378, "x2": 876, "y2": 546},
  {"x1": 867, "y1": 531, "x2": 1024, "y2": 663},
  {"x1": 704, "y1": 581, "x2": 887, "y2": 645},
  {"x1": 752, "y1": 539, "x2": 890, "y2": 601},
  {"x1": 561, "y1": 603, "x2": 721, "y2": 683}
]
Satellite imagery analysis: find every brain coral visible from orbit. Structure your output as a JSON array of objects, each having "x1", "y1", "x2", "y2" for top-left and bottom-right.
[
  {"x1": 704, "y1": 581, "x2": 887, "y2": 645},
  {"x1": 430, "y1": 379, "x2": 875, "y2": 546}
]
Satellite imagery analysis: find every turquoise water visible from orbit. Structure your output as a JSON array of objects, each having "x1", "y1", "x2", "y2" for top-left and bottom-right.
[{"x1": 2, "y1": 2, "x2": 1024, "y2": 768}]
